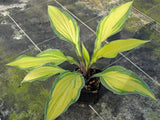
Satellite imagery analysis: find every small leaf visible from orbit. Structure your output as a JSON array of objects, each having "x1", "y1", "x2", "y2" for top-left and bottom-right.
[
  {"x1": 45, "y1": 71, "x2": 85, "y2": 120},
  {"x1": 66, "y1": 56, "x2": 80, "y2": 66},
  {"x1": 82, "y1": 43, "x2": 90, "y2": 69},
  {"x1": 48, "y1": 6, "x2": 81, "y2": 57},
  {"x1": 94, "y1": 66, "x2": 156, "y2": 100},
  {"x1": 92, "y1": 39, "x2": 149, "y2": 63},
  {"x1": 7, "y1": 49, "x2": 67, "y2": 69},
  {"x1": 94, "y1": 2, "x2": 133, "y2": 52},
  {"x1": 22, "y1": 66, "x2": 65, "y2": 83}
]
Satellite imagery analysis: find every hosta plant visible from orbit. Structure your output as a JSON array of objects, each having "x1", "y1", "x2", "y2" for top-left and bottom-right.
[{"x1": 7, "y1": 2, "x2": 156, "y2": 120}]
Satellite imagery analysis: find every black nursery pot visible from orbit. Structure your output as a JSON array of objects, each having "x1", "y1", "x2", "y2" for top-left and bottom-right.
[
  {"x1": 77, "y1": 69, "x2": 101, "y2": 104},
  {"x1": 78, "y1": 87, "x2": 101, "y2": 104}
]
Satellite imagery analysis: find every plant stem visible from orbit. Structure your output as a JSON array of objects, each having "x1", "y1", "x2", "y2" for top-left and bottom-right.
[
  {"x1": 80, "y1": 58, "x2": 87, "y2": 77},
  {"x1": 87, "y1": 63, "x2": 93, "y2": 73},
  {"x1": 74, "y1": 44, "x2": 87, "y2": 77}
]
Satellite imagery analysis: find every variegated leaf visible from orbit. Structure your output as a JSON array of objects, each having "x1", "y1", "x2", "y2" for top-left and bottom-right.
[
  {"x1": 91, "y1": 39, "x2": 149, "y2": 64},
  {"x1": 7, "y1": 49, "x2": 67, "y2": 69},
  {"x1": 94, "y1": 2, "x2": 133, "y2": 52},
  {"x1": 48, "y1": 6, "x2": 81, "y2": 57},
  {"x1": 82, "y1": 43, "x2": 90, "y2": 70},
  {"x1": 22, "y1": 66, "x2": 65, "y2": 83},
  {"x1": 45, "y1": 71, "x2": 85, "y2": 120},
  {"x1": 94, "y1": 66, "x2": 156, "y2": 100}
]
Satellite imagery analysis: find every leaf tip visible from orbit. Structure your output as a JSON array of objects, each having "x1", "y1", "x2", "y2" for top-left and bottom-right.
[
  {"x1": 154, "y1": 98, "x2": 157, "y2": 101},
  {"x1": 140, "y1": 40, "x2": 150, "y2": 45},
  {"x1": 6, "y1": 62, "x2": 16, "y2": 67},
  {"x1": 6, "y1": 63, "x2": 11, "y2": 66},
  {"x1": 48, "y1": 5, "x2": 53, "y2": 10},
  {"x1": 21, "y1": 79, "x2": 27, "y2": 84},
  {"x1": 145, "y1": 40, "x2": 151, "y2": 43},
  {"x1": 123, "y1": 1, "x2": 133, "y2": 10},
  {"x1": 21, "y1": 81, "x2": 24, "y2": 84},
  {"x1": 6, "y1": 61, "x2": 15, "y2": 66},
  {"x1": 128, "y1": 1, "x2": 133, "y2": 5},
  {"x1": 48, "y1": 5, "x2": 56, "y2": 14},
  {"x1": 152, "y1": 95, "x2": 157, "y2": 101}
]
